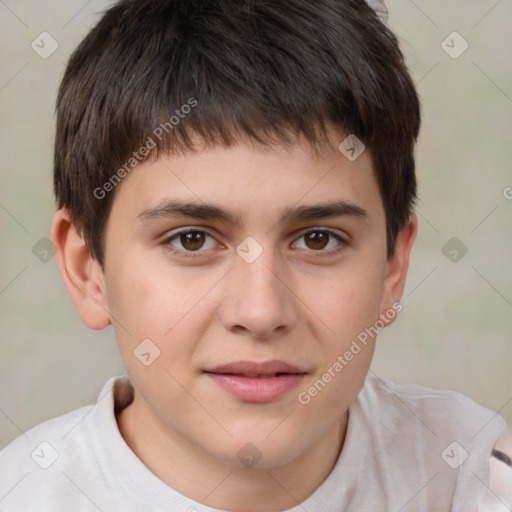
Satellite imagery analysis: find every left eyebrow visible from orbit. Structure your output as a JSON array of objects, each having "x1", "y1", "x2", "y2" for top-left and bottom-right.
[
  {"x1": 137, "y1": 199, "x2": 370, "y2": 225},
  {"x1": 282, "y1": 201, "x2": 369, "y2": 223}
]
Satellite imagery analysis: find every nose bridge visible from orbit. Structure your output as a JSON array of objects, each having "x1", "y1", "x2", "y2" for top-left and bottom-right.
[
  {"x1": 221, "y1": 236, "x2": 297, "y2": 337},
  {"x1": 234, "y1": 238, "x2": 286, "y2": 304}
]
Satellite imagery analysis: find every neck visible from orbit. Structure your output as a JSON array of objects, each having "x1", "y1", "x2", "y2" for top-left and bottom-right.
[{"x1": 117, "y1": 395, "x2": 347, "y2": 511}]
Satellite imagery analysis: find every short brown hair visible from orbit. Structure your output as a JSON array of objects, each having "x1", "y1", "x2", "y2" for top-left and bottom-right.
[{"x1": 54, "y1": 0, "x2": 421, "y2": 267}]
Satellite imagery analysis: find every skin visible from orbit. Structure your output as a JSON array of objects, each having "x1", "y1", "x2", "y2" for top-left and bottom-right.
[{"x1": 52, "y1": 133, "x2": 417, "y2": 511}]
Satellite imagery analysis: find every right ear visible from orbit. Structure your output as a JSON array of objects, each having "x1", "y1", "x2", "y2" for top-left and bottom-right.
[{"x1": 51, "y1": 208, "x2": 111, "y2": 330}]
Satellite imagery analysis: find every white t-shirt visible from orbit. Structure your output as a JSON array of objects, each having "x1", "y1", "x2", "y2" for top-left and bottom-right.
[{"x1": 0, "y1": 375, "x2": 508, "y2": 511}]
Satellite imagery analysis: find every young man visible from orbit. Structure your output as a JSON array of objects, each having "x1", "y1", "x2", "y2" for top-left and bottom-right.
[{"x1": 0, "y1": 0, "x2": 510, "y2": 510}]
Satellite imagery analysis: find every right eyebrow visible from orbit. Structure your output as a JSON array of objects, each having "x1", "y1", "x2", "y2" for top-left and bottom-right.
[{"x1": 137, "y1": 200, "x2": 241, "y2": 224}]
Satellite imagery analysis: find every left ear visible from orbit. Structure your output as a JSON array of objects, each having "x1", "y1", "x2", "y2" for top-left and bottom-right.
[{"x1": 378, "y1": 212, "x2": 418, "y2": 326}]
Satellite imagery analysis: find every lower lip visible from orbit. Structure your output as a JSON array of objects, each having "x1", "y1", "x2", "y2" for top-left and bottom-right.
[{"x1": 205, "y1": 373, "x2": 305, "y2": 403}]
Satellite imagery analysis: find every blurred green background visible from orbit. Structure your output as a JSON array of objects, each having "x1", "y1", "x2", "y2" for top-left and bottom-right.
[{"x1": 1, "y1": 0, "x2": 511, "y2": 449}]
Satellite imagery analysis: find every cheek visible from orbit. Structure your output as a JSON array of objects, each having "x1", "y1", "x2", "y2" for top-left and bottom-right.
[
  {"x1": 104, "y1": 255, "x2": 222, "y2": 373},
  {"x1": 295, "y1": 269, "x2": 382, "y2": 427},
  {"x1": 106, "y1": 253, "x2": 200, "y2": 336},
  {"x1": 308, "y1": 260, "x2": 385, "y2": 347}
]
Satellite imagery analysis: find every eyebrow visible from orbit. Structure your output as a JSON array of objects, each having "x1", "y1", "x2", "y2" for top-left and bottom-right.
[{"x1": 137, "y1": 199, "x2": 369, "y2": 225}]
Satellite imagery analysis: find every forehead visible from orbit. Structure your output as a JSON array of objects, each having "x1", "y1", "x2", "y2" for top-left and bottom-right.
[{"x1": 108, "y1": 134, "x2": 383, "y2": 230}]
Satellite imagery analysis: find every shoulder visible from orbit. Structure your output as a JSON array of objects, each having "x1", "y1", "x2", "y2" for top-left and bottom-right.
[
  {"x1": 0, "y1": 377, "x2": 122, "y2": 511},
  {"x1": 0, "y1": 404, "x2": 96, "y2": 509},
  {"x1": 358, "y1": 375, "x2": 508, "y2": 463},
  {"x1": 355, "y1": 376, "x2": 510, "y2": 505},
  {"x1": 344, "y1": 377, "x2": 510, "y2": 507},
  {"x1": 0, "y1": 402, "x2": 94, "y2": 460},
  {"x1": 361, "y1": 374, "x2": 503, "y2": 428},
  {"x1": 0, "y1": 377, "x2": 121, "y2": 467},
  {"x1": 490, "y1": 424, "x2": 512, "y2": 498}
]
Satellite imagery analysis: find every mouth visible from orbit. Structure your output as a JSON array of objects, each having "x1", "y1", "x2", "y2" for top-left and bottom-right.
[{"x1": 204, "y1": 360, "x2": 307, "y2": 403}]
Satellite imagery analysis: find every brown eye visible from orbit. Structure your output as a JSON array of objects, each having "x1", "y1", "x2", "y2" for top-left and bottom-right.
[
  {"x1": 180, "y1": 231, "x2": 206, "y2": 251},
  {"x1": 293, "y1": 229, "x2": 346, "y2": 254},
  {"x1": 304, "y1": 231, "x2": 330, "y2": 250},
  {"x1": 165, "y1": 229, "x2": 217, "y2": 255}
]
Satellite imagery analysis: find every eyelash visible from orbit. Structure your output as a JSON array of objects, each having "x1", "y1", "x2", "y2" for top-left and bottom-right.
[{"x1": 162, "y1": 228, "x2": 349, "y2": 260}]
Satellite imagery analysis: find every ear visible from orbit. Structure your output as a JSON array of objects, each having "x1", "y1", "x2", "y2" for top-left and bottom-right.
[
  {"x1": 51, "y1": 208, "x2": 111, "y2": 330},
  {"x1": 378, "y1": 212, "x2": 418, "y2": 326}
]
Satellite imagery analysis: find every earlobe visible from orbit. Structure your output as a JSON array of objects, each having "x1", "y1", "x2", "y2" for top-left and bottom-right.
[
  {"x1": 51, "y1": 208, "x2": 111, "y2": 330},
  {"x1": 378, "y1": 213, "x2": 418, "y2": 326}
]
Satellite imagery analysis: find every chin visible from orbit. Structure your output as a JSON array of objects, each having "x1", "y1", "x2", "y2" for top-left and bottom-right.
[{"x1": 209, "y1": 432, "x2": 309, "y2": 471}]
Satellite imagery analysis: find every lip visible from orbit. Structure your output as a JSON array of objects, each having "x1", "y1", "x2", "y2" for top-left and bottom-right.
[{"x1": 204, "y1": 360, "x2": 307, "y2": 403}]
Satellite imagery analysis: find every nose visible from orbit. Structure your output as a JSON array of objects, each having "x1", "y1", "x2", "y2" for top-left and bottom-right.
[{"x1": 218, "y1": 247, "x2": 298, "y2": 340}]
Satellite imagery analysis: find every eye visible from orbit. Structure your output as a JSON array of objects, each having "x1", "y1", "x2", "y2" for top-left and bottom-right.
[
  {"x1": 292, "y1": 229, "x2": 346, "y2": 254},
  {"x1": 164, "y1": 229, "x2": 217, "y2": 255},
  {"x1": 162, "y1": 227, "x2": 348, "y2": 260}
]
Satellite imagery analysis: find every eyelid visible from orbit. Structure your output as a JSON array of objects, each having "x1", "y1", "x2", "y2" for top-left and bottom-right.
[
  {"x1": 162, "y1": 226, "x2": 220, "y2": 253},
  {"x1": 293, "y1": 226, "x2": 348, "y2": 242}
]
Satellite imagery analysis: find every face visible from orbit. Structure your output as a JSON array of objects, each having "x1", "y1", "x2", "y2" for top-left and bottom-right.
[{"x1": 98, "y1": 134, "x2": 405, "y2": 470}]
